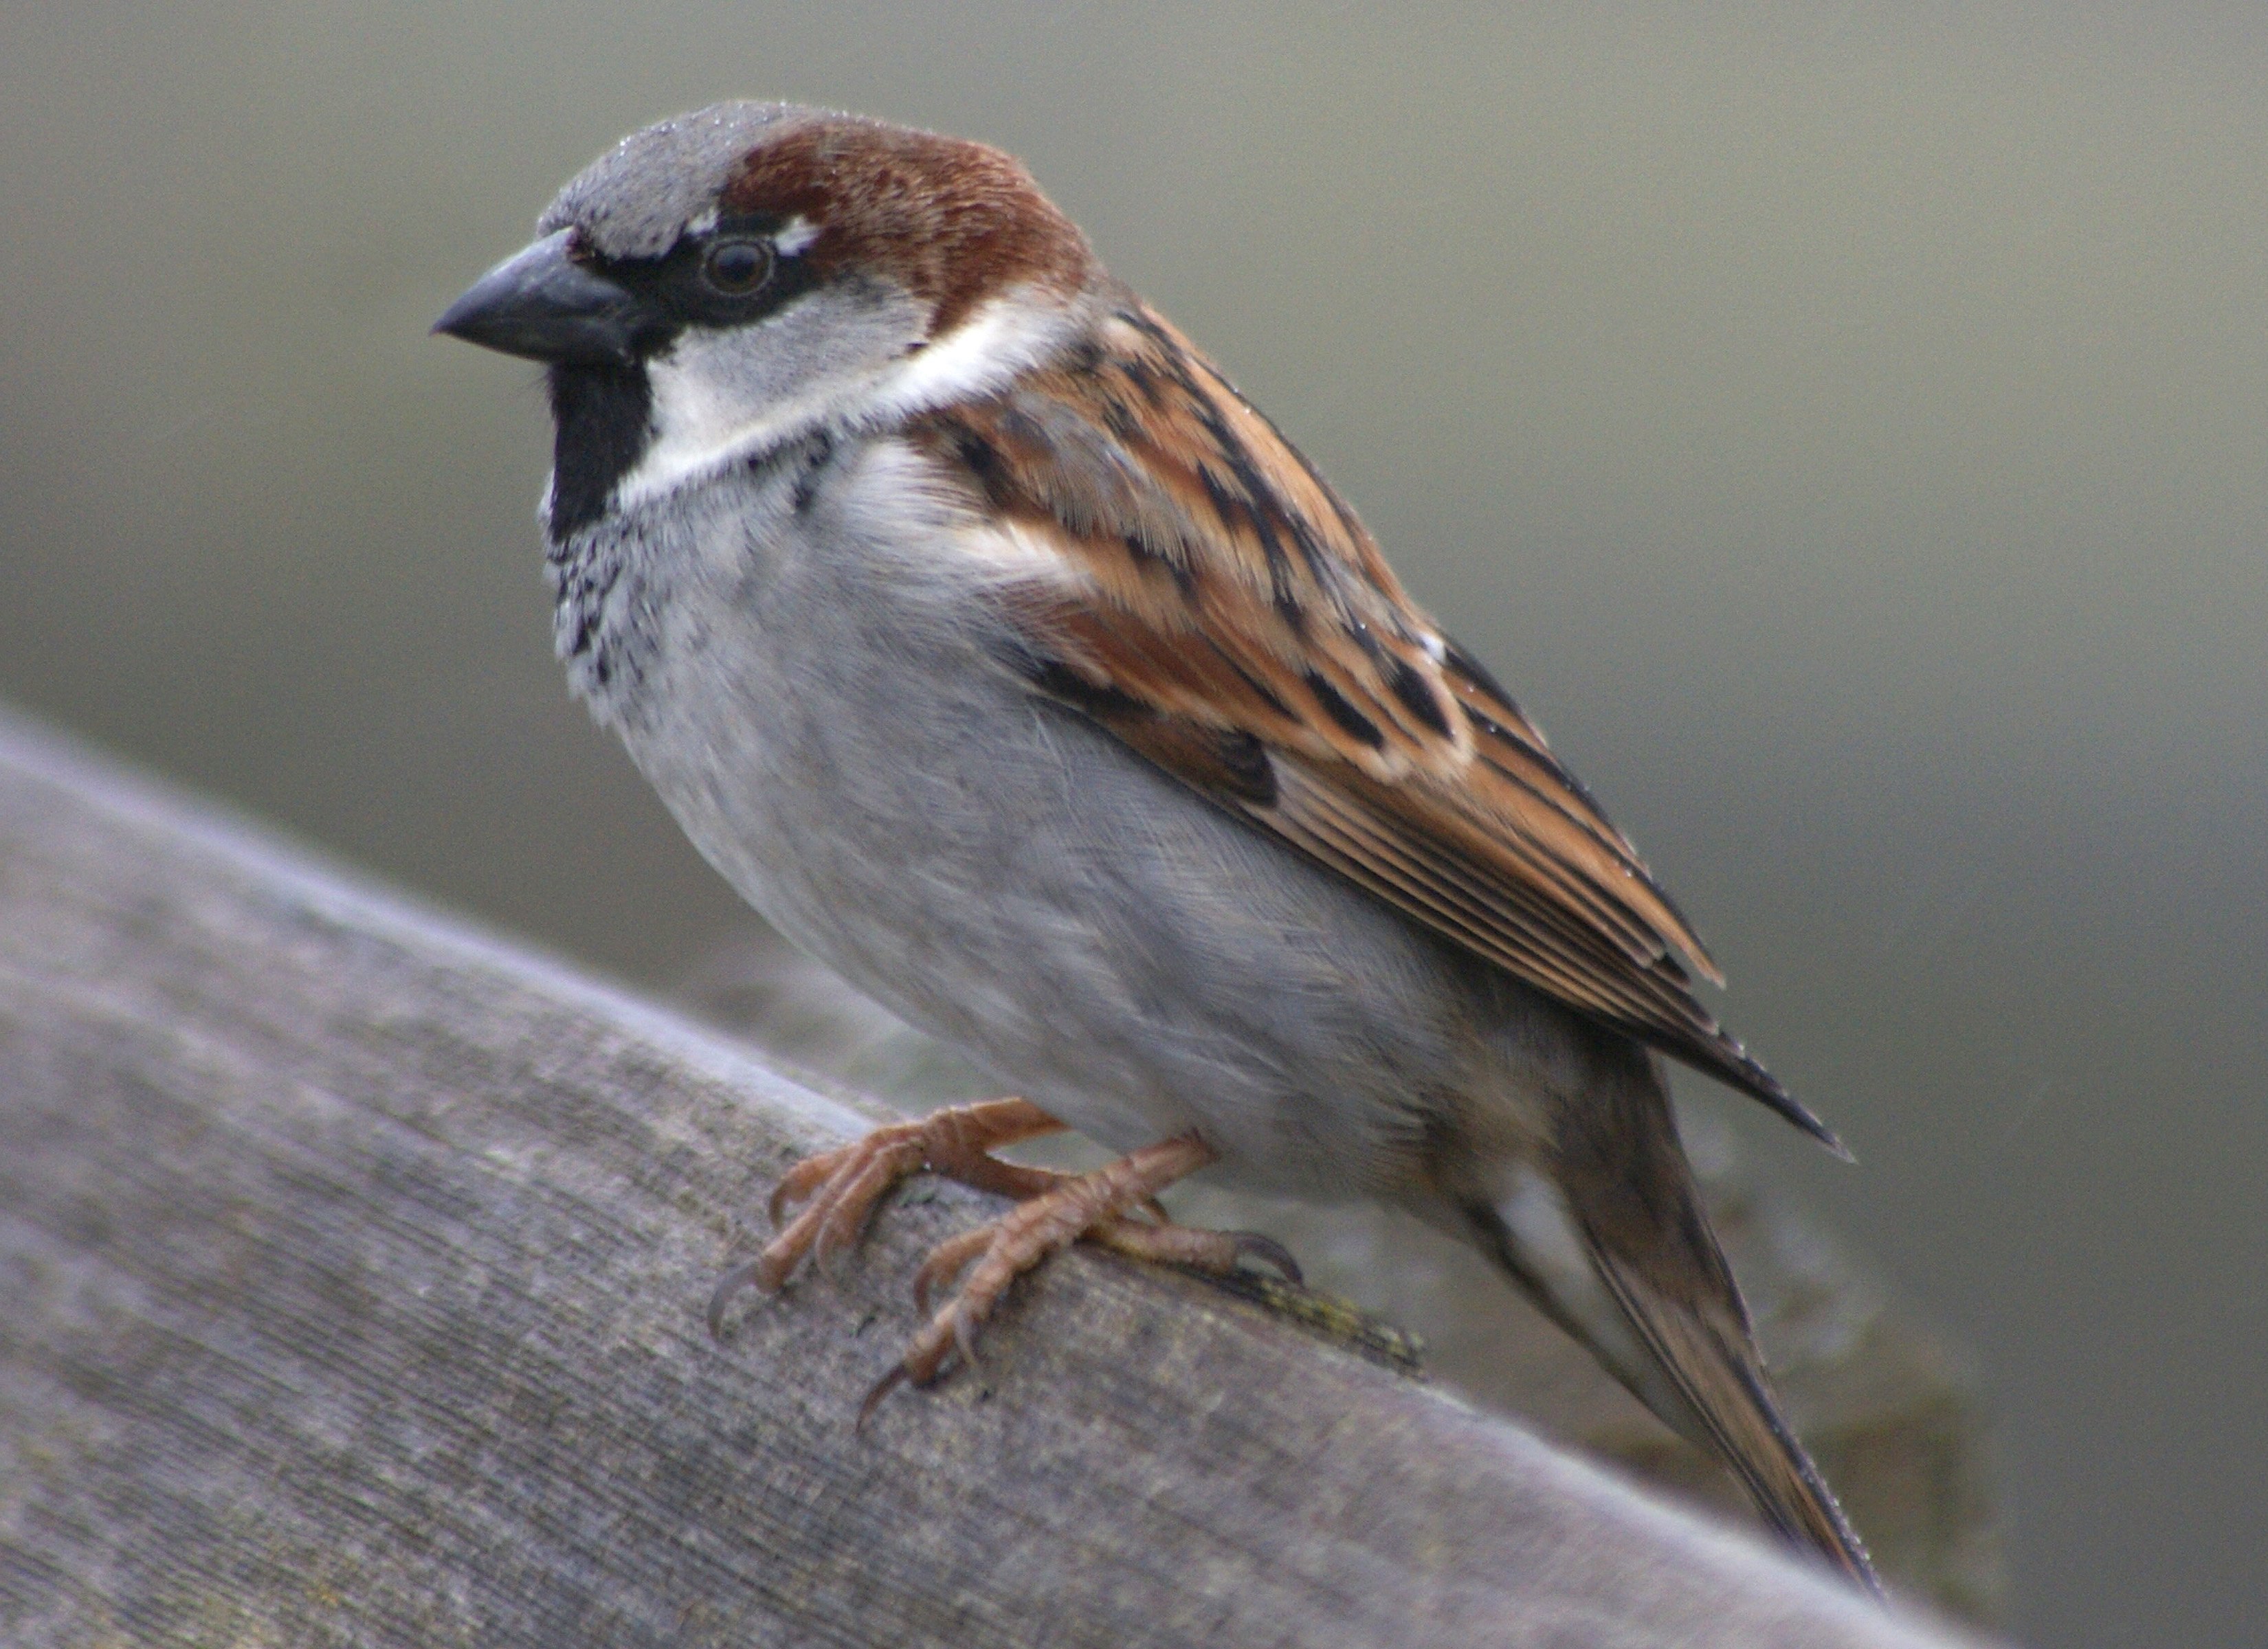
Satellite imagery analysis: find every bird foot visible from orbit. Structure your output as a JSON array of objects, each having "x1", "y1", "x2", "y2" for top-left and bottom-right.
[
  {"x1": 708, "y1": 1104, "x2": 1300, "y2": 1423},
  {"x1": 858, "y1": 1130, "x2": 1298, "y2": 1424},
  {"x1": 708, "y1": 1097, "x2": 1066, "y2": 1336}
]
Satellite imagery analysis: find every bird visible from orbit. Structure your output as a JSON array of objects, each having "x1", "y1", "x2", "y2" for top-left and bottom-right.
[{"x1": 436, "y1": 100, "x2": 1878, "y2": 1593}]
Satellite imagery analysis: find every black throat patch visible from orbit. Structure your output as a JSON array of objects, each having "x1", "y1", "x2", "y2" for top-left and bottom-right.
[{"x1": 546, "y1": 363, "x2": 654, "y2": 546}]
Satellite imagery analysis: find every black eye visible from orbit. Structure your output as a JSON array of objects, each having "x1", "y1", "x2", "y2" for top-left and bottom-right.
[{"x1": 700, "y1": 238, "x2": 772, "y2": 295}]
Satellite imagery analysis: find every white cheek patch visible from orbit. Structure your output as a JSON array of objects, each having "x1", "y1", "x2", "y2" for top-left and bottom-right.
[
  {"x1": 606, "y1": 288, "x2": 1079, "y2": 517},
  {"x1": 623, "y1": 348, "x2": 756, "y2": 507},
  {"x1": 610, "y1": 308, "x2": 896, "y2": 513},
  {"x1": 861, "y1": 298, "x2": 1072, "y2": 423}
]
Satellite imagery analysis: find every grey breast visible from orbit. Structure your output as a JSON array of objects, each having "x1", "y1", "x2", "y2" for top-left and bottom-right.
[{"x1": 568, "y1": 434, "x2": 1546, "y2": 1198}]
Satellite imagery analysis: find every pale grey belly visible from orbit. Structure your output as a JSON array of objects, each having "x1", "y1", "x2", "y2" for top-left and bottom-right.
[{"x1": 601, "y1": 500, "x2": 1548, "y2": 1198}]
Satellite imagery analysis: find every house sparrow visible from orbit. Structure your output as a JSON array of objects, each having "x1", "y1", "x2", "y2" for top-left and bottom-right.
[{"x1": 437, "y1": 102, "x2": 1878, "y2": 1591}]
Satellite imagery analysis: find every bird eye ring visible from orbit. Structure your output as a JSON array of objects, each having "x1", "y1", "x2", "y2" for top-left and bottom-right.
[{"x1": 701, "y1": 238, "x2": 773, "y2": 295}]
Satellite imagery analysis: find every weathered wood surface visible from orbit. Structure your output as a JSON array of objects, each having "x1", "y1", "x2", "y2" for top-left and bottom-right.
[
  {"x1": 682, "y1": 932, "x2": 2006, "y2": 1620},
  {"x1": 0, "y1": 710, "x2": 1986, "y2": 1648}
]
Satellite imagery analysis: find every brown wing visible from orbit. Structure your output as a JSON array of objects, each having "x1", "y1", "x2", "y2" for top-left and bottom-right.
[{"x1": 907, "y1": 300, "x2": 1837, "y2": 1149}]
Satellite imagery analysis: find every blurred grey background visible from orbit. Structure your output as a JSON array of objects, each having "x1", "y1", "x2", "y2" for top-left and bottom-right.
[{"x1": 3, "y1": 4, "x2": 2261, "y2": 1641}]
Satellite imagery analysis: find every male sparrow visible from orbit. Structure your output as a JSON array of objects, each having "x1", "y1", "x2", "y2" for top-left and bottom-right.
[{"x1": 438, "y1": 102, "x2": 1878, "y2": 1591}]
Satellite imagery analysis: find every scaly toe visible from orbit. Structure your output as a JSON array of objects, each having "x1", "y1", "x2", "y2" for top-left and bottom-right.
[
  {"x1": 811, "y1": 1152, "x2": 912, "y2": 1269},
  {"x1": 911, "y1": 1226, "x2": 997, "y2": 1315},
  {"x1": 1083, "y1": 1216, "x2": 1304, "y2": 1284},
  {"x1": 770, "y1": 1129, "x2": 924, "y2": 1228},
  {"x1": 717, "y1": 1102, "x2": 1071, "y2": 1348},
  {"x1": 766, "y1": 1150, "x2": 845, "y2": 1226}
]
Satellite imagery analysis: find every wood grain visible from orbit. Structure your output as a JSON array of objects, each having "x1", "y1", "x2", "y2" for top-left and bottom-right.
[{"x1": 0, "y1": 709, "x2": 1981, "y2": 1648}]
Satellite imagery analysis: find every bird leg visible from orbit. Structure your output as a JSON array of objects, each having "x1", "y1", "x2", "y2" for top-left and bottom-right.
[
  {"x1": 708, "y1": 1097, "x2": 1067, "y2": 1334},
  {"x1": 710, "y1": 1103, "x2": 1302, "y2": 1413},
  {"x1": 860, "y1": 1130, "x2": 1298, "y2": 1424}
]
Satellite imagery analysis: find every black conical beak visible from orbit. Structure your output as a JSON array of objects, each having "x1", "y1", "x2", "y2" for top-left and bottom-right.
[{"x1": 434, "y1": 229, "x2": 643, "y2": 366}]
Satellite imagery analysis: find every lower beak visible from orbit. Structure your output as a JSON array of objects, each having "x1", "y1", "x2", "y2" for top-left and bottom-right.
[{"x1": 433, "y1": 229, "x2": 643, "y2": 366}]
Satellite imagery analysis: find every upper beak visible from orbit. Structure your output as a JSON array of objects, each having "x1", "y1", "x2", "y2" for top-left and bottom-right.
[{"x1": 433, "y1": 229, "x2": 643, "y2": 366}]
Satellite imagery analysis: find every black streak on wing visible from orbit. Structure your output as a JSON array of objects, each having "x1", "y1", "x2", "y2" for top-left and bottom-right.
[
  {"x1": 953, "y1": 427, "x2": 1016, "y2": 511},
  {"x1": 1304, "y1": 671, "x2": 1386, "y2": 749},
  {"x1": 1003, "y1": 644, "x2": 1153, "y2": 721},
  {"x1": 1388, "y1": 655, "x2": 1454, "y2": 737},
  {"x1": 1214, "y1": 730, "x2": 1279, "y2": 805}
]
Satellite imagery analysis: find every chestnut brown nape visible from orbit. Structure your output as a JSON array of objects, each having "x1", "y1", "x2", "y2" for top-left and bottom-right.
[{"x1": 720, "y1": 115, "x2": 1096, "y2": 335}]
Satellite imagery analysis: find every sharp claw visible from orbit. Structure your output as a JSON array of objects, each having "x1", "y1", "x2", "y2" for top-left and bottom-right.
[
  {"x1": 910, "y1": 1258, "x2": 948, "y2": 1316},
  {"x1": 911, "y1": 1228, "x2": 988, "y2": 1314},
  {"x1": 856, "y1": 1362, "x2": 911, "y2": 1433},
  {"x1": 950, "y1": 1305, "x2": 982, "y2": 1373},
  {"x1": 768, "y1": 1153, "x2": 839, "y2": 1227},
  {"x1": 1230, "y1": 1231, "x2": 1304, "y2": 1286},
  {"x1": 766, "y1": 1176, "x2": 801, "y2": 1229},
  {"x1": 706, "y1": 1257, "x2": 768, "y2": 1340}
]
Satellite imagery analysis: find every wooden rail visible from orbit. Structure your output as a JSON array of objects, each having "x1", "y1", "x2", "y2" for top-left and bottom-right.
[{"x1": 0, "y1": 710, "x2": 1986, "y2": 1647}]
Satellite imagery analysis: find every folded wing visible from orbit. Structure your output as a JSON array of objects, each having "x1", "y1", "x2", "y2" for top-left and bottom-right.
[{"x1": 908, "y1": 301, "x2": 1838, "y2": 1150}]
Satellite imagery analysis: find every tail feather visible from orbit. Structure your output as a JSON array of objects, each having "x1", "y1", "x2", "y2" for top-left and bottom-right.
[
  {"x1": 1469, "y1": 1150, "x2": 1882, "y2": 1594},
  {"x1": 1458, "y1": 1033, "x2": 1880, "y2": 1594},
  {"x1": 1585, "y1": 1239, "x2": 1882, "y2": 1593}
]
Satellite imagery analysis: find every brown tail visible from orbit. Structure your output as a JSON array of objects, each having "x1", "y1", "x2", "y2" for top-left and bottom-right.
[
  {"x1": 1465, "y1": 1036, "x2": 1880, "y2": 1593},
  {"x1": 1583, "y1": 1235, "x2": 1880, "y2": 1592}
]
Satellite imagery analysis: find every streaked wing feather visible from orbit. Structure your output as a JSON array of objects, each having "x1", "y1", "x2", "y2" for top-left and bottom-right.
[{"x1": 908, "y1": 300, "x2": 1836, "y2": 1146}]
